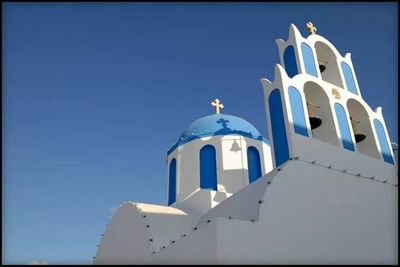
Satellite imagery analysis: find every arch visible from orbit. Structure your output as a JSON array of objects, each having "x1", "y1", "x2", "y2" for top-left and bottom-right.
[
  {"x1": 200, "y1": 145, "x2": 218, "y2": 190},
  {"x1": 373, "y1": 119, "x2": 394, "y2": 164},
  {"x1": 304, "y1": 82, "x2": 338, "y2": 146},
  {"x1": 283, "y1": 45, "x2": 298, "y2": 78},
  {"x1": 168, "y1": 158, "x2": 177, "y2": 206},
  {"x1": 347, "y1": 99, "x2": 380, "y2": 159},
  {"x1": 301, "y1": 43, "x2": 318, "y2": 77},
  {"x1": 334, "y1": 103, "x2": 355, "y2": 151},
  {"x1": 247, "y1": 146, "x2": 262, "y2": 184},
  {"x1": 288, "y1": 86, "x2": 308, "y2": 137},
  {"x1": 269, "y1": 89, "x2": 289, "y2": 167},
  {"x1": 341, "y1": 62, "x2": 358, "y2": 95},
  {"x1": 314, "y1": 41, "x2": 344, "y2": 88}
]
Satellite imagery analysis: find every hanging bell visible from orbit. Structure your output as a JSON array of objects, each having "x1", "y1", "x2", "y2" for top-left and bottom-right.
[
  {"x1": 318, "y1": 59, "x2": 327, "y2": 73},
  {"x1": 307, "y1": 102, "x2": 322, "y2": 130},
  {"x1": 350, "y1": 117, "x2": 366, "y2": 143}
]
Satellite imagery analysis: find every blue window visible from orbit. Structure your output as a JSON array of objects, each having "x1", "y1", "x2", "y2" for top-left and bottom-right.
[
  {"x1": 341, "y1": 62, "x2": 358, "y2": 95},
  {"x1": 373, "y1": 119, "x2": 394, "y2": 164},
  {"x1": 168, "y1": 158, "x2": 177, "y2": 205},
  {"x1": 247, "y1": 146, "x2": 262, "y2": 183},
  {"x1": 288, "y1": 86, "x2": 308, "y2": 136},
  {"x1": 269, "y1": 89, "x2": 290, "y2": 167},
  {"x1": 200, "y1": 145, "x2": 218, "y2": 190},
  {"x1": 284, "y1": 45, "x2": 298, "y2": 78},
  {"x1": 301, "y1": 43, "x2": 318, "y2": 77},
  {"x1": 334, "y1": 103, "x2": 355, "y2": 151}
]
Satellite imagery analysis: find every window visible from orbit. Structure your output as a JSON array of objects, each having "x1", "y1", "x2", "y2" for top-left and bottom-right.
[
  {"x1": 334, "y1": 103, "x2": 355, "y2": 151},
  {"x1": 288, "y1": 86, "x2": 308, "y2": 136},
  {"x1": 284, "y1": 45, "x2": 298, "y2": 78},
  {"x1": 301, "y1": 43, "x2": 318, "y2": 77},
  {"x1": 168, "y1": 158, "x2": 177, "y2": 205},
  {"x1": 341, "y1": 62, "x2": 358, "y2": 95},
  {"x1": 200, "y1": 145, "x2": 218, "y2": 190},
  {"x1": 373, "y1": 119, "x2": 394, "y2": 164},
  {"x1": 247, "y1": 146, "x2": 262, "y2": 183}
]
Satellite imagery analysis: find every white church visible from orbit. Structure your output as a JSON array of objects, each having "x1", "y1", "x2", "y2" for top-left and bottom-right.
[{"x1": 93, "y1": 23, "x2": 398, "y2": 264}]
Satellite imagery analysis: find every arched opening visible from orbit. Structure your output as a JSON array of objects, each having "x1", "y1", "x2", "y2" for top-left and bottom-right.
[
  {"x1": 288, "y1": 86, "x2": 309, "y2": 137},
  {"x1": 304, "y1": 82, "x2": 338, "y2": 146},
  {"x1": 341, "y1": 62, "x2": 358, "y2": 95},
  {"x1": 334, "y1": 103, "x2": 355, "y2": 151},
  {"x1": 314, "y1": 42, "x2": 344, "y2": 88},
  {"x1": 301, "y1": 43, "x2": 318, "y2": 77},
  {"x1": 168, "y1": 158, "x2": 177, "y2": 206},
  {"x1": 373, "y1": 119, "x2": 394, "y2": 164},
  {"x1": 283, "y1": 45, "x2": 299, "y2": 78},
  {"x1": 247, "y1": 146, "x2": 262, "y2": 184},
  {"x1": 347, "y1": 99, "x2": 380, "y2": 159},
  {"x1": 200, "y1": 145, "x2": 218, "y2": 190},
  {"x1": 269, "y1": 89, "x2": 289, "y2": 167}
]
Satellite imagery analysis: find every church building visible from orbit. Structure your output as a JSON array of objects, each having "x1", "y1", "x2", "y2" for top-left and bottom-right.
[{"x1": 93, "y1": 23, "x2": 397, "y2": 264}]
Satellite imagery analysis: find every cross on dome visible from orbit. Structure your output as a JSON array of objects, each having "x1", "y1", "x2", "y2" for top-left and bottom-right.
[
  {"x1": 211, "y1": 99, "x2": 224, "y2": 114},
  {"x1": 306, "y1": 21, "x2": 317, "y2": 34}
]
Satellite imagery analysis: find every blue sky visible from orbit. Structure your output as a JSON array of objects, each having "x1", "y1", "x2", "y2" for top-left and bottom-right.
[{"x1": 2, "y1": 2, "x2": 397, "y2": 264}]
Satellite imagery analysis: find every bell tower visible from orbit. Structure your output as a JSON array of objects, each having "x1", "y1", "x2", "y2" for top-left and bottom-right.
[{"x1": 260, "y1": 23, "x2": 396, "y2": 181}]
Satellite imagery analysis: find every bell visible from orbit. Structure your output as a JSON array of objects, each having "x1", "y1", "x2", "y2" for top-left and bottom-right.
[
  {"x1": 319, "y1": 64, "x2": 326, "y2": 73},
  {"x1": 307, "y1": 102, "x2": 322, "y2": 130},
  {"x1": 350, "y1": 117, "x2": 366, "y2": 143}
]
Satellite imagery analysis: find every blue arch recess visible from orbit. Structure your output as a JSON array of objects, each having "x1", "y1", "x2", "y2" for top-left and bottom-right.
[
  {"x1": 288, "y1": 86, "x2": 309, "y2": 137},
  {"x1": 301, "y1": 43, "x2": 318, "y2": 77},
  {"x1": 269, "y1": 89, "x2": 290, "y2": 167},
  {"x1": 341, "y1": 62, "x2": 358, "y2": 95},
  {"x1": 200, "y1": 145, "x2": 218, "y2": 190},
  {"x1": 247, "y1": 146, "x2": 262, "y2": 184},
  {"x1": 284, "y1": 45, "x2": 298, "y2": 78},
  {"x1": 373, "y1": 119, "x2": 394, "y2": 164},
  {"x1": 334, "y1": 103, "x2": 355, "y2": 151},
  {"x1": 168, "y1": 158, "x2": 177, "y2": 206}
]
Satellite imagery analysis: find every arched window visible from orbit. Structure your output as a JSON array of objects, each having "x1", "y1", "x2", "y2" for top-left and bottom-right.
[
  {"x1": 373, "y1": 119, "x2": 394, "y2": 164},
  {"x1": 283, "y1": 45, "x2": 298, "y2": 78},
  {"x1": 301, "y1": 43, "x2": 318, "y2": 77},
  {"x1": 168, "y1": 158, "x2": 177, "y2": 206},
  {"x1": 341, "y1": 62, "x2": 358, "y2": 95},
  {"x1": 247, "y1": 146, "x2": 262, "y2": 184},
  {"x1": 200, "y1": 145, "x2": 217, "y2": 190},
  {"x1": 269, "y1": 89, "x2": 289, "y2": 167},
  {"x1": 304, "y1": 82, "x2": 338, "y2": 146},
  {"x1": 288, "y1": 86, "x2": 308, "y2": 137},
  {"x1": 314, "y1": 42, "x2": 344, "y2": 88},
  {"x1": 347, "y1": 99, "x2": 380, "y2": 159},
  {"x1": 334, "y1": 103, "x2": 355, "y2": 151}
]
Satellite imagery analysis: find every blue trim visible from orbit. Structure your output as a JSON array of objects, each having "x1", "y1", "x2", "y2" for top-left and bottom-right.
[
  {"x1": 301, "y1": 43, "x2": 318, "y2": 77},
  {"x1": 247, "y1": 146, "x2": 262, "y2": 184},
  {"x1": 341, "y1": 62, "x2": 358, "y2": 95},
  {"x1": 269, "y1": 89, "x2": 290, "y2": 167},
  {"x1": 373, "y1": 119, "x2": 394, "y2": 164},
  {"x1": 167, "y1": 133, "x2": 269, "y2": 156},
  {"x1": 200, "y1": 145, "x2": 218, "y2": 190},
  {"x1": 288, "y1": 86, "x2": 309, "y2": 137},
  {"x1": 284, "y1": 45, "x2": 298, "y2": 78},
  {"x1": 334, "y1": 103, "x2": 355, "y2": 151},
  {"x1": 168, "y1": 158, "x2": 177, "y2": 206}
]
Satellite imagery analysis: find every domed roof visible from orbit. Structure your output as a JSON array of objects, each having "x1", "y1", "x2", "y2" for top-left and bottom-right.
[{"x1": 167, "y1": 114, "x2": 269, "y2": 155}]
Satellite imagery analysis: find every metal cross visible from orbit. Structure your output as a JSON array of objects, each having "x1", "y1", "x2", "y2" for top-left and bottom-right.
[
  {"x1": 211, "y1": 98, "x2": 224, "y2": 114},
  {"x1": 306, "y1": 21, "x2": 317, "y2": 34}
]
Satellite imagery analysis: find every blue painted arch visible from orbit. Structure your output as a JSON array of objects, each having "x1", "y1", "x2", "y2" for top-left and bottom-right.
[
  {"x1": 288, "y1": 86, "x2": 309, "y2": 137},
  {"x1": 283, "y1": 45, "x2": 298, "y2": 78},
  {"x1": 301, "y1": 43, "x2": 318, "y2": 77},
  {"x1": 334, "y1": 103, "x2": 355, "y2": 151},
  {"x1": 341, "y1": 62, "x2": 358, "y2": 95},
  {"x1": 269, "y1": 89, "x2": 290, "y2": 167},
  {"x1": 373, "y1": 119, "x2": 394, "y2": 164},
  {"x1": 247, "y1": 146, "x2": 262, "y2": 183},
  {"x1": 168, "y1": 158, "x2": 177, "y2": 205},
  {"x1": 200, "y1": 145, "x2": 218, "y2": 190}
]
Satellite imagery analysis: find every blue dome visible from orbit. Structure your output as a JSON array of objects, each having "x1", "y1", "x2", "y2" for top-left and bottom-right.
[{"x1": 167, "y1": 114, "x2": 269, "y2": 155}]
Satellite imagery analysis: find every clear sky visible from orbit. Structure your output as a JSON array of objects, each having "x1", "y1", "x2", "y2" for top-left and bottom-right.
[{"x1": 2, "y1": 2, "x2": 397, "y2": 264}]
